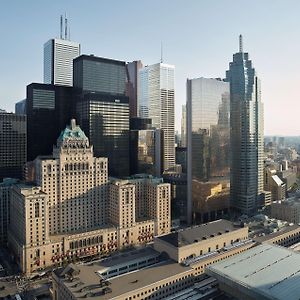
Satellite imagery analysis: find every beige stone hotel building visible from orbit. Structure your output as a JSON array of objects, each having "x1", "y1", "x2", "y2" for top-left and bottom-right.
[{"x1": 8, "y1": 120, "x2": 170, "y2": 274}]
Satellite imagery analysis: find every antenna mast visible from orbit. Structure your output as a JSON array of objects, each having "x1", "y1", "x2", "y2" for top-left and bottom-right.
[
  {"x1": 60, "y1": 15, "x2": 63, "y2": 39},
  {"x1": 160, "y1": 42, "x2": 163, "y2": 63},
  {"x1": 65, "y1": 13, "x2": 68, "y2": 40}
]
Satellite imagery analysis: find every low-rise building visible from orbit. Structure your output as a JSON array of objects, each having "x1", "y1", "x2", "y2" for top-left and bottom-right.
[
  {"x1": 52, "y1": 219, "x2": 255, "y2": 300},
  {"x1": 207, "y1": 244, "x2": 300, "y2": 300},
  {"x1": 254, "y1": 223, "x2": 300, "y2": 247},
  {"x1": 271, "y1": 197, "x2": 300, "y2": 224},
  {"x1": 264, "y1": 167, "x2": 286, "y2": 201}
]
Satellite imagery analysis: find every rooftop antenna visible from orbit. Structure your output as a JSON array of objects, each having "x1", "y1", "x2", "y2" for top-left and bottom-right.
[
  {"x1": 239, "y1": 34, "x2": 243, "y2": 53},
  {"x1": 60, "y1": 15, "x2": 63, "y2": 39},
  {"x1": 160, "y1": 41, "x2": 163, "y2": 63},
  {"x1": 65, "y1": 13, "x2": 68, "y2": 40}
]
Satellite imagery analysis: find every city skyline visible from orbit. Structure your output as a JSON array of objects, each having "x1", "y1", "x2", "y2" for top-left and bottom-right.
[{"x1": 1, "y1": 0, "x2": 300, "y2": 135}]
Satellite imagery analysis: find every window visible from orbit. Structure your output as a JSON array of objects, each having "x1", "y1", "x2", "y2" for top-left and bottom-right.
[{"x1": 35, "y1": 202, "x2": 40, "y2": 218}]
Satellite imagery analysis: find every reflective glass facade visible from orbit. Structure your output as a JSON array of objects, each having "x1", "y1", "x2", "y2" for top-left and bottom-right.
[
  {"x1": 130, "y1": 129, "x2": 162, "y2": 176},
  {"x1": 0, "y1": 112, "x2": 26, "y2": 181},
  {"x1": 76, "y1": 93, "x2": 129, "y2": 177},
  {"x1": 74, "y1": 55, "x2": 126, "y2": 95},
  {"x1": 226, "y1": 44, "x2": 264, "y2": 214},
  {"x1": 138, "y1": 63, "x2": 175, "y2": 172},
  {"x1": 26, "y1": 83, "x2": 74, "y2": 161},
  {"x1": 187, "y1": 78, "x2": 230, "y2": 223}
]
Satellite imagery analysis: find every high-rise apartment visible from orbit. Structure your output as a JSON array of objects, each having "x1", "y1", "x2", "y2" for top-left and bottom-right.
[
  {"x1": 226, "y1": 35, "x2": 264, "y2": 214},
  {"x1": 138, "y1": 63, "x2": 175, "y2": 172},
  {"x1": 0, "y1": 111, "x2": 26, "y2": 181},
  {"x1": 186, "y1": 78, "x2": 230, "y2": 224},
  {"x1": 126, "y1": 60, "x2": 143, "y2": 118},
  {"x1": 74, "y1": 55, "x2": 129, "y2": 177},
  {"x1": 8, "y1": 120, "x2": 170, "y2": 274},
  {"x1": 44, "y1": 38, "x2": 80, "y2": 86}
]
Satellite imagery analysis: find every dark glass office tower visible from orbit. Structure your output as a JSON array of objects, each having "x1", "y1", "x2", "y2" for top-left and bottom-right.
[
  {"x1": 74, "y1": 55, "x2": 126, "y2": 95},
  {"x1": 26, "y1": 83, "x2": 74, "y2": 161},
  {"x1": 186, "y1": 77, "x2": 230, "y2": 224},
  {"x1": 76, "y1": 93, "x2": 129, "y2": 176},
  {"x1": 126, "y1": 61, "x2": 143, "y2": 118},
  {"x1": 74, "y1": 55, "x2": 129, "y2": 177},
  {"x1": 0, "y1": 112, "x2": 26, "y2": 181},
  {"x1": 226, "y1": 35, "x2": 264, "y2": 214}
]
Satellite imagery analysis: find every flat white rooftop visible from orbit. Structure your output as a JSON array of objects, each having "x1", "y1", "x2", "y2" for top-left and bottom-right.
[{"x1": 207, "y1": 244, "x2": 300, "y2": 300}]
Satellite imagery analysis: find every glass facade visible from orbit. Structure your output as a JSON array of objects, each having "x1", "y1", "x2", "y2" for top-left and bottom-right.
[
  {"x1": 0, "y1": 112, "x2": 26, "y2": 181},
  {"x1": 226, "y1": 40, "x2": 264, "y2": 214},
  {"x1": 77, "y1": 93, "x2": 129, "y2": 177},
  {"x1": 26, "y1": 83, "x2": 74, "y2": 161},
  {"x1": 187, "y1": 78, "x2": 230, "y2": 223},
  {"x1": 126, "y1": 61, "x2": 143, "y2": 118},
  {"x1": 138, "y1": 63, "x2": 175, "y2": 172},
  {"x1": 74, "y1": 55, "x2": 126, "y2": 95},
  {"x1": 130, "y1": 129, "x2": 162, "y2": 176}
]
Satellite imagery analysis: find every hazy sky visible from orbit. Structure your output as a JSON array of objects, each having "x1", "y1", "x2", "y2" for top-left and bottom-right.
[{"x1": 0, "y1": 0, "x2": 299, "y2": 135}]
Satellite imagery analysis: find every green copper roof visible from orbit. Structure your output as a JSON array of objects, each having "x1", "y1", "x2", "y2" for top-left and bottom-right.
[{"x1": 57, "y1": 119, "x2": 88, "y2": 144}]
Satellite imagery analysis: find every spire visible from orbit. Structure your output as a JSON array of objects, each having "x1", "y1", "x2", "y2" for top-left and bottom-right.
[
  {"x1": 239, "y1": 34, "x2": 243, "y2": 53},
  {"x1": 160, "y1": 41, "x2": 163, "y2": 63}
]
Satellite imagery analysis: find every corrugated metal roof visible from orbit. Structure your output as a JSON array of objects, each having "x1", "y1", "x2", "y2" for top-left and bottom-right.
[{"x1": 207, "y1": 244, "x2": 300, "y2": 300}]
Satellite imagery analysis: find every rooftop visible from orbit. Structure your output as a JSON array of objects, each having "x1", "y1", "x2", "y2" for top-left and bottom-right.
[
  {"x1": 254, "y1": 223, "x2": 300, "y2": 243},
  {"x1": 207, "y1": 244, "x2": 300, "y2": 300},
  {"x1": 57, "y1": 119, "x2": 88, "y2": 145},
  {"x1": 55, "y1": 260, "x2": 192, "y2": 299},
  {"x1": 85, "y1": 247, "x2": 159, "y2": 272},
  {"x1": 157, "y1": 220, "x2": 243, "y2": 247},
  {"x1": 273, "y1": 197, "x2": 300, "y2": 207}
]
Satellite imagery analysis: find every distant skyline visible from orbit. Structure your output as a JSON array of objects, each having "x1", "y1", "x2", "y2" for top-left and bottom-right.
[{"x1": 1, "y1": 0, "x2": 300, "y2": 135}]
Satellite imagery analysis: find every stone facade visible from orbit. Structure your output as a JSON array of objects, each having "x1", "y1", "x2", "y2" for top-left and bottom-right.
[{"x1": 8, "y1": 120, "x2": 171, "y2": 274}]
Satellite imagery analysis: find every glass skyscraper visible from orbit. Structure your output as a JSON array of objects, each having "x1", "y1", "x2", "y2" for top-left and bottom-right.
[
  {"x1": 74, "y1": 55, "x2": 130, "y2": 177},
  {"x1": 226, "y1": 36, "x2": 264, "y2": 214},
  {"x1": 138, "y1": 63, "x2": 175, "y2": 172},
  {"x1": 0, "y1": 112, "x2": 26, "y2": 181},
  {"x1": 25, "y1": 83, "x2": 74, "y2": 162},
  {"x1": 187, "y1": 78, "x2": 230, "y2": 224}
]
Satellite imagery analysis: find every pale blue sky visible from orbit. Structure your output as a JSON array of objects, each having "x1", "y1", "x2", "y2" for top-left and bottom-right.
[{"x1": 0, "y1": 0, "x2": 299, "y2": 135}]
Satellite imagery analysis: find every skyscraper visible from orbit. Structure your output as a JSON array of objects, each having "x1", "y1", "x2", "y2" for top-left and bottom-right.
[
  {"x1": 44, "y1": 16, "x2": 80, "y2": 87},
  {"x1": 126, "y1": 60, "x2": 143, "y2": 118},
  {"x1": 130, "y1": 117, "x2": 163, "y2": 176},
  {"x1": 74, "y1": 55, "x2": 130, "y2": 177},
  {"x1": 0, "y1": 111, "x2": 26, "y2": 181},
  {"x1": 181, "y1": 105, "x2": 186, "y2": 147},
  {"x1": 25, "y1": 83, "x2": 74, "y2": 161},
  {"x1": 226, "y1": 35, "x2": 264, "y2": 214},
  {"x1": 138, "y1": 63, "x2": 175, "y2": 172},
  {"x1": 0, "y1": 178, "x2": 19, "y2": 244},
  {"x1": 186, "y1": 78, "x2": 230, "y2": 224}
]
